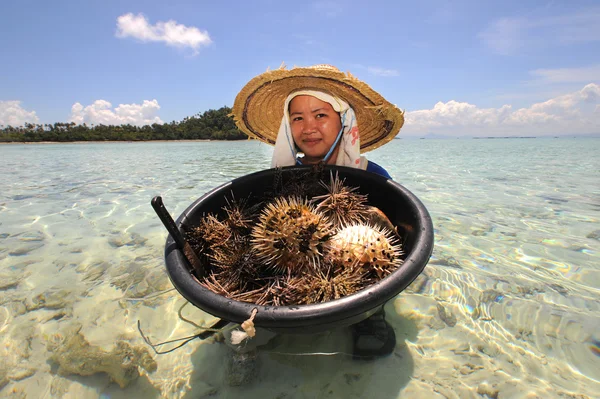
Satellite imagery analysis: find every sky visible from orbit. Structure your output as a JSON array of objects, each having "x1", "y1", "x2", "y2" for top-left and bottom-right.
[{"x1": 0, "y1": 0, "x2": 599, "y2": 137}]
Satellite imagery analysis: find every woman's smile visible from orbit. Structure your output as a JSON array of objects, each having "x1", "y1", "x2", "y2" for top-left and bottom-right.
[
  {"x1": 302, "y1": 137, "x2": 322, "y2": 145},
  {"x1": 289, "y1": 95, "x2": 342, "y2": 164}
]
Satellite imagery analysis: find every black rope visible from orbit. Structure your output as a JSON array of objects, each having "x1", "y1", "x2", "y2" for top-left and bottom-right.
[
  {"x1": 137, "y1": 318, "x2": 230, "y2": 355},
  {"x1": 137, "y1": 320, "x2": 201, "y2": 354},
  {"x1": 177, "y1": 301, "x2": 203, "y2": 328}
]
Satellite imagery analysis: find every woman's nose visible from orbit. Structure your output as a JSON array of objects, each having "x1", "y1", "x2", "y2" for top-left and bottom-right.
[{"x1": 302, "y1": 117, "x2": 317, "y2": 133}]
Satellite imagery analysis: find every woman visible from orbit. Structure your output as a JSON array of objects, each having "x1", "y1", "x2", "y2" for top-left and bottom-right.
[
  {"x1": 232, "y1": 64, "x2": 403, "y2": 178},
  {"x1": 230, "y1": 64, "x2": 405, "y2": 361},
  {"x1": 276, "y1": 91, "x2": 392, "y2": 178}
]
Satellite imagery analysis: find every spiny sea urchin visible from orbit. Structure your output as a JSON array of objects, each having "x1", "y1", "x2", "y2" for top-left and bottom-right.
[
  {"x1": 326, "y1": 223, "x2": 404, "y2": 278},
  {"x1": 251, "y1": 196, "x2": 333, "y2": 272},
  {"x1": 185, "y1": 213, "x2": 233, "y2": 271},
  {"x1": 222, "y1": 195, "x2": 252, "y2": 234},
  {"x1": 209, "y1": 239, "x2": 254, "y2": 271},
  {"x1": 186, "y1": 170, "x2": 409, "y2": 306},
  {"x1": 188, "y1": 214, "x2": 232, "y2": 246},
  {"x1": 312, "y1": 172, "x2": 369, "y2": 228},
  {"x1": 187, "y1": 196, "x2": 250, "y2": 249},
  {"x1": 280, "y1": 265, "x2": 368, "y2": 305}
]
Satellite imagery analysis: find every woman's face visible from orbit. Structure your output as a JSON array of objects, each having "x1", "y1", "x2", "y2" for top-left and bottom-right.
[{"x1": 289, "y1": 95, "x2": 342, "y2": 164}]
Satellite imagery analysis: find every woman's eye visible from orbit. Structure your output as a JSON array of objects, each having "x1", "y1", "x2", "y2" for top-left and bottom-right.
[
  {"x1": 316, "y1": 113, "x2": 326, "y2": 118},
  {"x1": 292, "y1": 116, "x2": 302, "y2": 122}
]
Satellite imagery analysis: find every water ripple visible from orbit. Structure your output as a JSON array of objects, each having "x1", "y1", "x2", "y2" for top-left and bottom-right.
[{"x1": 1, "y1": 139, "x2": 599, "y2": 397}]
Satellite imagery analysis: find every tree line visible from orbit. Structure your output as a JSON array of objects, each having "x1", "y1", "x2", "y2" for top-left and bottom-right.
[{"x1": 0, "y1": 106, "x2": 248, "y2": 142}]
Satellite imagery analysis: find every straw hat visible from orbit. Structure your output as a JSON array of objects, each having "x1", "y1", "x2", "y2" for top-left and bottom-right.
[{"x1": 231, "y1": 64, "x2": 405, "y2": 152}]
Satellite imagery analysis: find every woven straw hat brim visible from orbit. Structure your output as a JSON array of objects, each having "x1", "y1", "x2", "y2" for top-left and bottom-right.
[{"x1": 232, "y1": 66, "x2": 404, "y2": 153}]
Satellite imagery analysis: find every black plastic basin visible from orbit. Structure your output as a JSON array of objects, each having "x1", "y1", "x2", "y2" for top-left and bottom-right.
[{"x1": 164, "y1": 165, "x2": 434, "y2": 334}]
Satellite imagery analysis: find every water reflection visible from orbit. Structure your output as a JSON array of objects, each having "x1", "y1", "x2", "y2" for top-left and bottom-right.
[{"x1": 0, "y1": 139, "x2": 599, "y2": 397}]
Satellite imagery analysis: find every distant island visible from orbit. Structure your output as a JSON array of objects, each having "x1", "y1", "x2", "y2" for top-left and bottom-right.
[
  {"x1": 3, "y1": 108, "x2": 599, "y2": 143},
  {"x1": 0, "y1": 106, "x2": 248, "y2": 143},
  {"x1": 472, "y1": 136, "x2": 537, "y2": 139},
  {"x1": 395, "y1": 133, "x2": 599, "y2": 139}
]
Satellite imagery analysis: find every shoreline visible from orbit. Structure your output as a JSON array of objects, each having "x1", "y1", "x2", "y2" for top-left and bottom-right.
[
  {"x1": 1, "y1": 136, "x2": 597, "y2": 145},
  {"x1": 0, "y1": 139, "x2": 255, "y2": 145}
]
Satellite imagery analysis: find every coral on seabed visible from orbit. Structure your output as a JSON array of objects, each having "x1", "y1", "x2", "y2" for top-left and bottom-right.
[
  {"x1": 46, "y1": 325, "x2": 157, "y2": 388},
  {"x1": 0, "y1": 366, "x2": 8, "y2": 390}
]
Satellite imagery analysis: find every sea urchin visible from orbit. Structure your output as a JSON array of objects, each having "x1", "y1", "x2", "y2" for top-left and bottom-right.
[
  {"x1": 251, "y1": 196, "x2": 332, "y2": 272},
  {"x1": 312, "y1": 172, "x2": 369, "y2": 228}
]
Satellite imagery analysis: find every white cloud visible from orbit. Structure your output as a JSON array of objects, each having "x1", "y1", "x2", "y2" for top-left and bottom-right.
[
  {"x1": 351, "y1": 64, "x2": 400, "y2": 77},
  {"x1": 402, "y1": 83, "x2": 600, "y2": 136},
  {"x1": 69, "y1": 99, "x2": 163, "y2": 126},
  {"x1": 478, "y1": 7, "x2": 600, "y2": 55},
  {"x1": 478, "y1": 17, "x2": 526, "y2": 56},
  {"x1": 0, "y1": 101, "x2": 39, "y2": 127},
  {"x1": 368, "y1": 67, "x2": 399, "y2": 77},
  {"x1": 116, "y1": 13, "x2": 212, "y2": 55},
  {"x1": 530, "y1": 65, "x2": 600, "y2": 84}
]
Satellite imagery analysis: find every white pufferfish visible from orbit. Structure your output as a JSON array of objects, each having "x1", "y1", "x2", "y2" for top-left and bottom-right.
[{"x1": 326, "y1": 223, "x2": 404, "y2": 278}]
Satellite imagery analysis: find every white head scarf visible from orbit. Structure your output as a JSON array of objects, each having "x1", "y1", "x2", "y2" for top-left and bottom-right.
[{"x1": 271, "y1": 90, "x2": 368, "y2": 170}]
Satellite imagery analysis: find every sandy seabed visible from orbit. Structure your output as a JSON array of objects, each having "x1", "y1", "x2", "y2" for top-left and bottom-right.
[{"x1": 1, "y1": 139, "x2": 599, "y2": 398}]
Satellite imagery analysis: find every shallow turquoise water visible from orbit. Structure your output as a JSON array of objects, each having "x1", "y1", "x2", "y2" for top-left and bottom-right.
[{"x1": 0, "y1": 139, "x2": 598, "y2": 398}]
